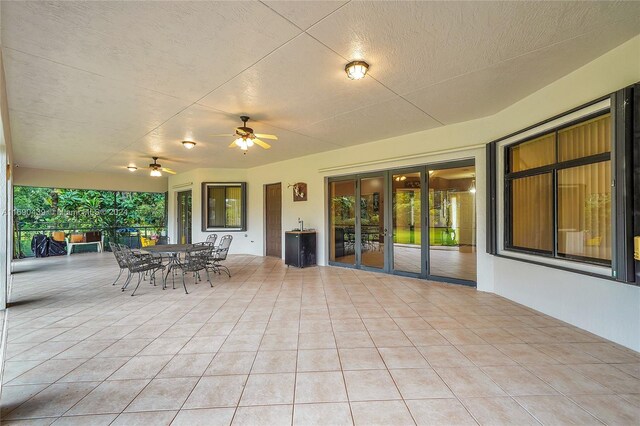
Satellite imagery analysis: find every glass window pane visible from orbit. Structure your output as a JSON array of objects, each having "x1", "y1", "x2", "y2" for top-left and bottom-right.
[
  {"x1": 207, "y1": 187, "x2": 225, "y2": 228},
  {"x1": 558, "y1": 161, "x2": 611, "y2": 264},
  {"x1": 510, "y1": 173, "x2": 553, "y2": 252},
  {"x1": 392, "y1": 172, "x2": 421, "y2": 274},
  {"x1": 558, "y1": 113, "x2": 610, "y2": 162},
  {"x1": 226, "y1": 186, "x2": 242, "y2": 228},
  {"x1": 329, "y1": 180, "x2": 356, "y2": 264},
  {"x1": 509, "y1": 133, "x2": 555, "y2": 172}
]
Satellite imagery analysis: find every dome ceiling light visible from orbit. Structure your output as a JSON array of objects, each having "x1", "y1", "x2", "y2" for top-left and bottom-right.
[
  {"x1": 182, "y1": 140, "x2": 196, "y2": 149},
  {"x1": 345, "y1": 60, "x2": 369, "y2": 80},
  {"x1": 126, "y1": 166, "x2": 137, "y2": 172}
]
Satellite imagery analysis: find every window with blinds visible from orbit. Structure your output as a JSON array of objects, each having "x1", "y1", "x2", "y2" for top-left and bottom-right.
[
  {"x1": 201, "y1": 182, "x2": 246, "y2": 231},
  {"x1": 505, "y1": 112, "x2": 612, "y2": 265}
]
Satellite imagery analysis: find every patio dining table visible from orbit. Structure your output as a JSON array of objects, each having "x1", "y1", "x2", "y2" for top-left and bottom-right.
[{"x1": 141, "y1": 243, "x2": 204, "y2": 289}]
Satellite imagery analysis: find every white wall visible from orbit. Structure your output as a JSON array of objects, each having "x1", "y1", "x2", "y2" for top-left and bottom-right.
[{"x1": 172, "y1": 35, "x2": 640, "y2": 351}]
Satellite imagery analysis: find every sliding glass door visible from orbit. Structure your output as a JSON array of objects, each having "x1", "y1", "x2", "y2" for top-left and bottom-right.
[
  {"x1": 427, "y1": 162, "x2": 477, "y2": 283},
  {"x1": 328, "y1": 160, "x2": 476, "y2": 285}
]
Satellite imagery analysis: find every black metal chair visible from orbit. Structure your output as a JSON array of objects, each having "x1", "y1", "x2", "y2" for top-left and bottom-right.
[
  {"x1": 120, "y1": 245, "x2": 166, "y2": 296},
  {"x1": 207, "y1": 234, "x2": 233, "y2": 277},
  {"x1": 109, "y1": 242, "x2": 129, "y2": 286},
  {"x1": 205, "y1": 233, "x2": 218, "y2": 247},
  {"x1": 174, "y1": 245, "x2": 214, "y2": 294}
]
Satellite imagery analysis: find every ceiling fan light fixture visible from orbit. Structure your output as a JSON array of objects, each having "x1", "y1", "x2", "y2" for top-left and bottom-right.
[
  {"x1": 345, "y1": 60, "x2": 369, "y2": 80},
  {"x1": 182, "y1": 140, "x2": 196, "y2": 149},
  {"x1": 127, "y1": 166, "x2": 137, "y2": 172},
  {"x1": 246, "y1": 139, "x2": 254, "y2": 147},
  {"x1": 150, "y1": 169, "x2": 162, "y2": 177}
]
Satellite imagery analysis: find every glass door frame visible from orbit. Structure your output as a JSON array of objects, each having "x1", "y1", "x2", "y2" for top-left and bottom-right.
[
  {"x1": 327, "y1": 172, "x2": 390, "y2": 273},
  {"x1": 389, "y1": 166, "x2": 427, "y2": 279},
  {"x1": 425, "y1": 159, "x2": 477, "y2": 286},
  {"x1": 176, "y1": 189, "x2": 192, "y2": 245}
]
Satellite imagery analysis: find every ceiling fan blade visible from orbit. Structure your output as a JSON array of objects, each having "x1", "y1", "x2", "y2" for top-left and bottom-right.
[
  {"x1": 253, "y1": 138, "x2": 271, "y2": 149},
  {"x1": 162, "y1": 167, "x2": 177, "y2": 175},
  {"x1": 254, "y1": 133, "x2": 278, "y2": 140},
  {"x1": 229, "y1": 141, "x2": 238, "y2": 148},
  {"x1": 210, "y1": 134, "x2": 235, "y2": 137}
]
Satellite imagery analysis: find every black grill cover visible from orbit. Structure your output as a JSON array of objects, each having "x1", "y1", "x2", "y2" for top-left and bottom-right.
[
  {"x1": 48, "y1": 238, "x2": 67, "y2": 256},
  {"x1": 31, "y1": 234, "x2": 49, "y2": 258}
]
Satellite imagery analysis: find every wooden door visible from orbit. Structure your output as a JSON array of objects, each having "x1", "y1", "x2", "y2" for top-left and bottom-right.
[{"x1": 265, "y1": 183, "x2": 282, "y2": 257}]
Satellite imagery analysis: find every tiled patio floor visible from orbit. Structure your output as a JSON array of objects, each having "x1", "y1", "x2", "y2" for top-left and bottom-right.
[{"x1": 1, "y1": 253, "x2": 638, "y2": 425}]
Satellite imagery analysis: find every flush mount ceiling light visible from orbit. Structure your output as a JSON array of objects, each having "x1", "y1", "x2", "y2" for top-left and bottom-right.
[
  {"x1": 345, "y1": 60, "x2": 369, "y2": 80},
  {"x1": 182, "y1": 140, "x2": 196, "y2": 149},
  {"x1": 126, "y1": 166, "x2": 137, "y2": 172}
]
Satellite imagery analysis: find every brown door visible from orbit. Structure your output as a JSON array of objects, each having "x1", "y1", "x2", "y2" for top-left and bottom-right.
[{"x1": 265, "y1": 183, "x2": 282, "y2": 257}]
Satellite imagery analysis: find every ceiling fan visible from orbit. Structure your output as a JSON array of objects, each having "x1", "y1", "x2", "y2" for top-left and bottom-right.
[
  {"x1": 148, "y1": 156, "x2": 176, "y2": 176},
  {"x1": 212, "y1": 116, "x2": 278, "y2": 151}
]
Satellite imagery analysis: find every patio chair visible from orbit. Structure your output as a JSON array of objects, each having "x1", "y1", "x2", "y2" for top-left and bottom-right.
[
  {"x1": 205, "y1": 233, "x2": 218, "y2": 247},
  {"x1": 207, "y1": 234, "x2": 233, "y2": 277},
  {"x1": 174, "y1": 245, "x2": 214, "y2": 294},
  {"x1": 109, "y1": 242, "x2": 130, "y2": 286},
  {"x1": 120, "y1": 244, "x2": 166, "y2": 296}
]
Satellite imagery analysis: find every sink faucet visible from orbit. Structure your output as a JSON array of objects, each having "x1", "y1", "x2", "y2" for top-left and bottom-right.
[{"x1": 298, "y1": 218, "x2": 304, "y2": 231}]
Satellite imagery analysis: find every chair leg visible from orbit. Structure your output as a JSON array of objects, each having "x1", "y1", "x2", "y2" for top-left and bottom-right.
[
  {"x1": 182, "y1": 272, "x2": 189, "y2": 294},
  {"x1": 131, "y1": 273, "x2": 143, "y2": 296},
  {"x1": 205, "y1": 268, "x2": 213, "y2": 287},
  {"x1": 112, "y1": 268, "x2": 123, "y2": 286},
  {"x1": 121, "y1": 272, "x2": 132, "y2": 291}
]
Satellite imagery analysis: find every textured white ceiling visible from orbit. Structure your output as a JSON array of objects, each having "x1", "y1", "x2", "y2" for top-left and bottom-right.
[{"x1": 2, "y1": 1, "x2": 639, "y2": 175}]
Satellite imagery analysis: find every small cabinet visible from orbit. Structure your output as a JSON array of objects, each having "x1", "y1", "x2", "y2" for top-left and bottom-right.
[{"x1": 285, "y1": 231, "x2": 317, "y2": 268}]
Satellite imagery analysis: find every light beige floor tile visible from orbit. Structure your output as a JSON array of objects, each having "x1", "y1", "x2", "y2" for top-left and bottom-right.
[
  {"x1": 297, "y1": 349, "x2": 341, "y2": 372},
  {"x1": 95, "y1": 339, "x2": 153, "y2": 358},
  {"x1": 232, "y1": 405, "x2": 293, "y2": 426},
  {"x1": 259, "y1": 333, "x2": 299, "y2": 351},
  {"x1": 570, "y1": 394, "x2": 640, "y2": 424},
  {"x1": 343, "y1": 370, "x2": 401, "y2": 401},
  {"x1": 9, "y1": 358, "x2": 88, "y2": 385},
  {"x1": 179, "y1": 336, "x2": 226, "y2": 354},
  {"x1": 515, "y1": 395, "x2": 602, "y2": 425},
  {"x1": 438, "y1": 328, "x2": 486, "y2": 345},
  {"x1": 389, "y1": 368, "x2": 453, "y2": 399},
  {"x1": 252, "y1": 350, "x2": 297, "y2": 373},
  {"x1": 59, "y1": 357, "x2": 129, "y2": 382},
  {"x1": 334, "y1": 331, "x2": 375, "y2": 349},
  {"x1": 183, "y1": 375, "x2": 247, "y2": 409},
  {"x1": 369, "y1": 330, "x2": 412, "y2": 347},
  {"x1": 404, "y1": 330, "x2": 448, "y2": 346},
  {"x1": 5, "y1": 382, "x2": 99, "y2": 420},
  {"x1": 298, "y1": 332, "x2": 336, "y2": 349},
  {"x1": 171, "y1": 408, "x2": 235, "y2": 426},
  {"x1": 481, "y1": 365, "x2": 557, "y2": 396},
  {"x1": 494, "y1": 343, "x2": 557, "y2": 365},
  {"x1": 51, "y1": 414, "x2": 117, "y2": 425},
  {"x1": 125, "y1": 377, "x2": 198, "y2": 412},
  {"x1": 434, "y1": 367, "x2": 507, "y2": 397},
  {"x1": 111, "y1": 410, "x2": 177, "y2": 426},
  {"x1": 107, "y1": 355, "x2": 173, "y2": 380},
  {"x1": 53, "y1": 340, "x2": 117, "y2": 359},
  {"x1": 239, "y1": 373, "x2": 295, "y2": 406},
  {"x1": 331, "y1": 319, "x2": 366, "y2": 332},
  {"x1": 137, "y1": 336, "x2": 190, "y2": 356},
  {"x1": 461, "y1": 397, "x2": 539, "y2": 425},
  {"x1": 2, "y1": 360, "x2": 45, "y2": 383},
  {"x1": 350, "y1": 400, "x2": 414, "y2": 426},
  {"x1": 205, "y1": 351, "x2": 256, "y2": 376},
  {"x1": 526, "y1": 364, "x2": 613, "y2": 395},
  {"x1": 418, "y1": 345, "x2": 473, "y2": 367},
  {"x1": 157, "y1": 353, "x2": 215, "y2": 378},
  {"x1": 339, "y1": 348, "x2": 385, "y2": 370},
  {"x1": 66, "y1": 379, "x2": 149, "y2": 415},
  {"x1": 295, "y1": 371, "x2": 348, "y2": 403},
  {"x1": 379, "y1": 347, "x2": 430, "y2": 369},
  {"x1": 406, "y1": 398, "x2": 476, "y2": 425},
  {"x1": 220, "y1": 334, "x2": 263, "y2": 352},
  {"x1": 0, "y1": 383, "x2": 49, "y2": 417},
  {"x1": 456, "y1": 344, "x2": 518, "y2": 366},
  {"x1": 293, "y1": 402, "x2": 353, "y2": 426},
  {"x1": 568, "y1": 363, "x2": 640, "y2": 394}
]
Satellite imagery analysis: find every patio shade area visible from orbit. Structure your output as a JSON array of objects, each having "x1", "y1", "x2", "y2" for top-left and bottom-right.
[{"x1": 1, "y1": 253, "x2": 638, "y2": 425}]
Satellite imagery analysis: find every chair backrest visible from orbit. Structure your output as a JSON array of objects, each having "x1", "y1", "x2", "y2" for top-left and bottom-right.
[
  {"x1": 109, "y1": 242, "x2": 127, "y2": 268},
  {"x1": 214, "y1": 235, "x2": 233, "y2": 261},
  {"x1": 205, "y1": 234, "x2": 218, "y2": 246}
]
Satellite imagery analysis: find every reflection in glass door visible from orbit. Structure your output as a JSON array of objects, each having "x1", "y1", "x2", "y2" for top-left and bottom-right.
[
  {"x1": 359, "y1": 176, "x2": 385, "y2": 269},
  {"x1": 428, "y1": 165, "x2": 476, "y2": 282},
  {"x1": 177, "y1": 190, "x2": 192, "y2": 244},
  {"x1": 329, "y1": 180, "x2": 356, "y2": 265},
  {"x1": 392, "y1": 171, "x2": 422, "y2": 275}
]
